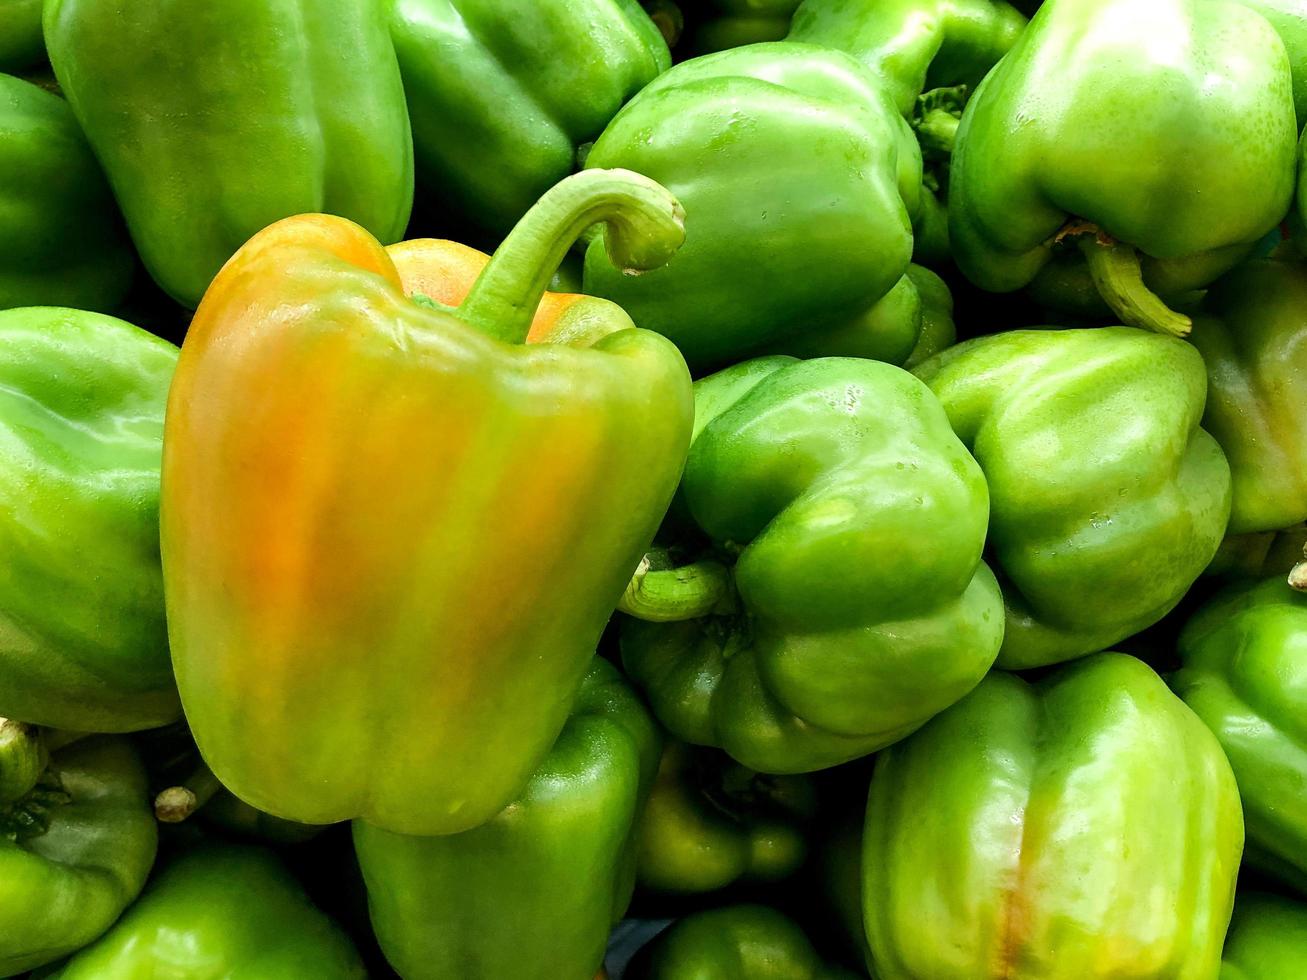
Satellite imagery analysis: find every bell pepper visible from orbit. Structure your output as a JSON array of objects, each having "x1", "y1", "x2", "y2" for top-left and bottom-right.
[
  {"x1": 635, "y1": 740, "x2": 817, "y2": 893},
  {"x1": 766, "y1": 263, "x2": 955, "y2": 365},
  {"x1": 628, "y1": 905, "x2": 860, "y2": 980},
  {"x1": 0, "y1": 2, "x2": 43, "y2": 71},
  {"x1": 1173, "y1": 576, "x2": 1307, "y2": 889},
  {"x1": 788, "y1": 0, "x2": 1027, "y2": 119},
  {"x1": 353, "y1": 657, "x2": 660, "y2": 980},
  {"x1": 913, "y1": 327, "x2": 1232, "y2": 669},
  {"x1": 1222, "y1": 893, "x2": 1307, "y2": 979},
  {"x1": 863, "y1": 653, "x2": 1243, "y2": 980},
  {"x1": 389, "y1": 0, "x2": 669, "y2": 237},
  {"x1": 0, "y1": 732, "x2": 157, "y2": 976},
  {"x1": 948, "y1": 0, "x2": 1299, "y2": 335},
  {"x1": 44, "y1": 0, "x2": 414, "y2": 309},
  {"x1": 1, "y1": 74, "x2": 133, "y2": 313},
  {"x1": 582, "y1": 42, "x2": 922, "y2": 371},
  {"x1": 161, "y1": 169, "x2": 693, "y2": 836},
  {"x1": 1189, "y1": 256, "x2": 1307, "y2": 536},
  {"x1": 620, "y1": 355, "x2": 1003, "y2": 774},
  {"x1": 788, "y1": 0, "x2": 1027, "y2": 265},
  {"x1": 0, "y1": 307, "x2": 179, "y2": 733},
  {"x1": 44, "y1": 843, "x2": 365, "y2": 978},
  {"x1": 688, "y1": 1, "x2": 802, "y2": 53}
]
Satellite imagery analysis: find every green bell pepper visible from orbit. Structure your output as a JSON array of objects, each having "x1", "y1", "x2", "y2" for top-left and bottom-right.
[
  {"x1": 389, "y1": 0, "x2": 669, "y2": 237},
  {"x1": 1222, "y1": 892, "x2": 1307, "y2": 979},
  {"x1": 582, "y1": 42, "x2": 922, "y2": 370},
  {"x1": 0, "y1": 2, "x2": 44, "y2": 73},
  {"x1": 0, "y1": 307, "x2": 179, "y2": 733},
  {"x1": 788, "y1": 0, "x2": 1027, "y2": 119},
  {"x1": 620, "y1": 355, "x2": 1003, "y2": 773},
  {"x1": 949, "y1": 0, "x2": 1299, "y2": 335},
  {"x1": 688, "y1": 1, "x2": 802, "y2": 53},
  {"x1": 629, "y1": 905, "x2": 860, "y2": 980},
  {"x1": 636, "y1": 740, "x2": 816, "y2": 893},
  {"x1": 0, "y1": 733, "x2": 157, "y2": 976},
  {"x1": 44, "y1": 0, "x2": 415, "y2": 309},
  {"x1": 1173, "y1": 576, "x2": 1307, "y2": 889},
  {"x1": 43, "y1": 844, "x2": 365, "y2": 978},
  {"x1": 787, "y1": 0, "x2": 1027, "y2": 265},
  {"x1": 863, "y1": 653, "x2": 1243, "y2": 980},
  {"x1": 0, "y1": 74, "x2": 133, "y2": 313},
  {"x1": 1190, "y1": 256, "x2": 1307, "y2": 536},
  {"x1": 767, "y1": 264, "x2": 955, "y2": 366},
  {"x1": 914, "y1": 327, "x2": 1232, "y2": 669},
  {"x1": 353, "y1": 657, "x2": 660, "y2": 980}
]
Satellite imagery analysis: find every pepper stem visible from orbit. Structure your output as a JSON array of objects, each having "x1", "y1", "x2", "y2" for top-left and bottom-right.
[
  {"x1": 1075, "y1": 233, "x2": 1192, "y2": 337},
  {"x1": 456, "y1": 169, "x2": 685, "y2": 344},
  {"x1": 619, "y1": 551, "x2": 735, "y2": 622},
  {"x1": 1290, "y1": 558, "x2": 1307, "y2": 593},
  {"x1": 155, "y1": 759, "x2": 223, "y2": 823},
  {"x1": 0, "y1": 720, "x2": 47, "y2": 806},
  {"x1": 913, "y1": 85, "x2": 966, "y2": 163}
]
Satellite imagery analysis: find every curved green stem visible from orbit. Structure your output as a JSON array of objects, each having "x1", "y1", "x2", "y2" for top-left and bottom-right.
[
  {"x1": 457, "y1": 168, "x2": 685, "y2": 344},
  {"x1": 619, "y1": 553, "x2": 735, "y2": 622},
  {"x1": 1076, "y1": 235, "x2": 1192, "y2": 337},
  {"x1": 0, "y1": 719, "x2": 47, "y2": 806},
  {"x1": 155, "y1": 759, "x2": 223, "y2": 823}
]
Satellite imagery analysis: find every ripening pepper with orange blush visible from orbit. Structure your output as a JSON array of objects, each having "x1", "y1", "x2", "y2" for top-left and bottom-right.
[{"x1": 161, "y1": 168, "x2": 694, "y2": 837}]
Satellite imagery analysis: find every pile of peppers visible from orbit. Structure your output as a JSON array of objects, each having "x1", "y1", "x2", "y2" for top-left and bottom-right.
[{"x1": 8, "y1": 0, "x2": 1307, "y2": 976}]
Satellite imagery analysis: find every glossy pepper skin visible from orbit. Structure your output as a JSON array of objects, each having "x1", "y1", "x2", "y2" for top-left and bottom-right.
[
  {"x1": 621, "y1": 355, "x2": 1003, "y2": 774},
  {"x1": 44, "y1": 0, "x2": 414, "y2": 309},
  {"x1": 390, "y1": 0, "x2": 669, "y2": 237},
  {"x1": 864, "y1": 654, "x2": 1243, "y2": 980},
  {"x1": 635, "y1": 740, "x2": 816, "y2": 893},
  {"x1": 0, "y1": 2, "x2": 43, "y2": 71},
  {"x1": 1222, "y1": 893, "x2": 1307, "y2": 979},
  {"x1": 914, "y1": 327, "x2": 1232, "y2": 669},
  {"x1": 582, "y1": 42, "x2": 922, "y2": 371},
  {"x1": 768, "y1": 264, "x2": 955, "y2": 366},
  {"x1": 1173, "y1": 577, "x2": 1307, "y2": 889},
  {"x1": 0, "y1": 735, "x2": 158, "y2": 976},
  {"x1": 1190, "y1": 257, "x2": 1307, "y2": 535},
  {"x1": 354, "y1": 658, "x2": 660, "y2": 980},
  {"x1": 0, "y1": 308, "x2": 179, "y2": 733},
  {"x1": 629, "y1": 905, "x2": 859, "y2": 980},
  {"x1": 788, "y1": 0, "x2": 1027, "y2": 118},
  {"x1": 45, "y1": 844, "x2": 365, "y2": 978},
  {"x1": 161, "y1": 170, "x2": 693, "y2": 836},
  {"x1": 949, "y1": 0, "x2": 1298, "y2": 336},
  {"x1": 0, "y1": 75, "x2": 133, "y2": 313}
]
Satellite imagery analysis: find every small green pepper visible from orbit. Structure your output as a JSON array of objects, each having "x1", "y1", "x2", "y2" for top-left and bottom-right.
[
  {"x1": 1174, "y1": 576, "x2": 1307, "y2": 890},
  {"x1": 949, "y1": 0, "x2": 1298, "y2": 335},
  {"x1": 583, "y1": 42, "x2": 922, "y2": 370},
  {"x1": 864, "y1": 654, "x2": 1242, "y2": 979},
  {"x1": 0, "y1": 308, "x2": 179, "y2": 733},
  {"x1": 636, "y1": 740, "x2": 816, "y2": 893},
  {"x1": 0, "y1": 74, "x2": 133, "y2": 313},
  {"x1": 0, "y1": 734, "x2": 157, "y2": 976},
  {"x1": 629, "y1": 905, "x2": 859, "y2": 979},
  {"x1": 914, "y1": 327, "x2": 1232, "y2": 668},
  {"x1": 353, "y1": 658, "x2": 661, "y2": 980},
  {"x1": 43, "y1": 844, "x2": 365, "y2": 978},
  {"x1": 621, "y1": 355, "x2": 1002, "y2": 773}
]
